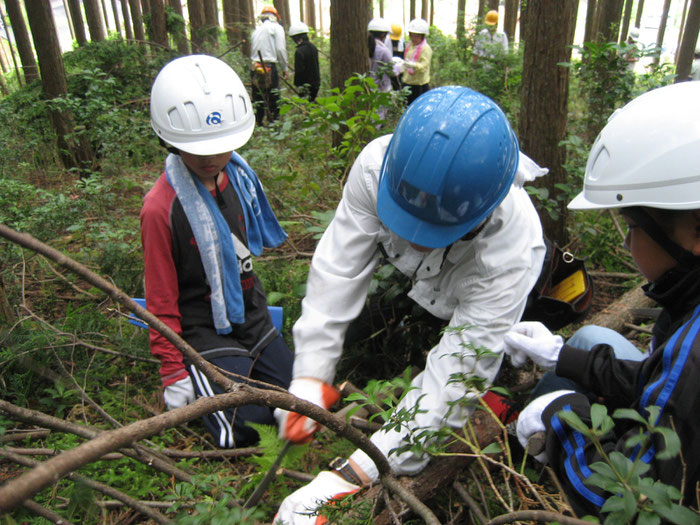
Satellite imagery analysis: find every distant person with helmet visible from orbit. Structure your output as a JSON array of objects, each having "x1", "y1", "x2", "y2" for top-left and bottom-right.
[
  {"x1": 274, "y1": 87, "x2": 547, "y2": 523},
  {"x1": 503, "y1": 82, "x2": 700, "y2": 518},
  {"x1": 250, "y1": 5, "x2": 289, "y2": 125},
  {"x1": 400, "y1": 18, "x2": 432, "y2": 104},
  {"x1": 141, "y1": 55, "x2": 293, "y2": 448},
  {"x1": 691, "y1": 45, "x2": 700, "y2": 81},
  {"x1": 288, "y1": 21, "x2": 320, "y2": 102},
  {"x1": 473, "y1": 9, "x2": 509, "y2": 62},
  {"x1": 387, "y1": 23, "x2": 405, "y2": 90},
  {"x1": 367, "y1": 17, "x2": 393, "y2": 93}
]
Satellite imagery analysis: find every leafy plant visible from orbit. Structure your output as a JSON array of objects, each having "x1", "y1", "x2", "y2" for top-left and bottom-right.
[{"x1": 558, "y1": 404, "x2": 699, "y2": 525}]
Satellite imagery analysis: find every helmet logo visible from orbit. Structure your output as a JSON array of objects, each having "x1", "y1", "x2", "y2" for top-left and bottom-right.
[{"x1": 206, "y1": 111, "x2": 223, "y2": 126}]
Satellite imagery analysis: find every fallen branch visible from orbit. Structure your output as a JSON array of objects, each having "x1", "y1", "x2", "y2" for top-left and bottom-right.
[
  {"x1": 0, "y1": 449, "x2": 170, "y2": 524},
  {"x1": 486, "y1": 509, "x2": 594, "y2": 525},
  {"x1": 21, "y1": 499, "x2": 67, "y2": 524}
]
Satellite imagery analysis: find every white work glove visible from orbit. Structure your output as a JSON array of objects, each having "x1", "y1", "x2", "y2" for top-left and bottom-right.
[
  {"x1": 275, "y1": 471, "x2": 360, "y2": 525},
  {"x1": 503, "y1": 321, "x2": 564, "y2": 370},
  {"x1": 274, "y1": 378, "x2": 340, "y2": 444},
  {"x1": 516, "y1": 390, "x2": 575, "y2": 463},
  {"x1": 163, "y1": 376, "x2": 195, "y2": 410},
  {"x1": 391, "y1": 57, "x2": 404, "y2": 76},
  {"x1": 403, "y1": 60, "x2": 418, "y2": 70}
]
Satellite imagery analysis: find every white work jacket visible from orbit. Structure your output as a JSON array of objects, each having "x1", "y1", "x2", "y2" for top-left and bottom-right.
[
  {"x1": 250, "y1": 20, "x2": 288, "y2": 73},
  {"x1": 293, "y1": 134, "x2": 546, "y2": 477}
]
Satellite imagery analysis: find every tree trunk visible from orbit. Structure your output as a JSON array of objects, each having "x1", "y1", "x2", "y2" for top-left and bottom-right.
[
  {"x1": 100, "y1": 0, "x2": 110, "y2": 31},
  {"x1": 84, "y1": 0, "x2": 107, "y2": 41},
  {"x1": 519, "y1": 0, "x2": 578, "y2": 244},
  {"x1": 4, "y1": 0, "x2": 39, "y2": 83},
  {"x1": 188, "y1": 0, "x2": 206, "y2": 52},
  {"x1": 24, "y1": 0, "x2": 94, "y2": 172},
  {"x1": 619, "y1": 0, "x2": 634, "y2": 43},
  {"x1": 379, "y1": 0, "x2": 384, "y2": 17},
  {"x1": 222, "y1": 0, "x2": 238, "y2": 46},
  {"x1": 110, "y1": 0, "x2": 122, "y2": 36},
  {"x1": 273, "y1": 0, "x2": 290, "y2": 30},
  {"x1": 456, "y1": 0, "x2": 467, "y2": 39},
  {"x1": 421, "y1": 0, "x2": 429, "y2": 20},
  {"x1": 128, "y1": 0, "x2": 145, "y2": 41},
  {"x1": 203, "y1": 0, "x2": 219, "y2": 47},
  {"x1": 65, "y1": 0, "x2": 88, "y2": 45},
  {"x1": 240, "y1": 0, "x2": 253, "y2": 58},
  {"x1": 330, "y1": 0, "x2": 369, "y2": 90},
  {"x1": 167, "y1": 0, "x2": 189, "y2": 53},
  {"x1": 487, "y1": 0, "x2": 499, "y2": 10},
  {"x1": 595, "y1": 0, "x2": 624, "y2": 42},
  {"x1": 584, "y1": 0, "x2": 597, "y2": 43},
  {"x1": 305, "y1": 0, "x2": 316, "y2": 30},
  {"x1": 119, "y1": 0, "x2": 133, "y2": 39},
  {"x1": 675, "y1": 0, "x2": 689, "y2": 65},
  {"x1": 410, "y1": 0, "x2": 416, "y2": 20},
  {"x1": 149, "y1": 0, "x2": 168, "y2": 47},
  {"x1": 654, "y1": 0, "x2": 672, "y2": 65},
  {"x1": 635, "y1": 0, "x2": 645, "y2": 28},
  {"x1": 504, "y1": 0, "x2": 519, "y2": 43},
  {"x1": 675, "y1": 0, "x2": 700, "y2": 81},
  {"x1": 478, "y1": 0, "x2": 486, "y2": 21}
]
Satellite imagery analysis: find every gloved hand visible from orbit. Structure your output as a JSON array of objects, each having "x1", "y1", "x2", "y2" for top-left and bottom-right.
[
  {"x1": 274, "y1": 378, "x2": 340, "y2": 444},
  {"x1": 391, "y1": 57, "x2": 404, "y2": 76},
  {"x1": 503, "y1": 321, "x2": 564, "y2": 370},
  {"x1": 403, "y1": 60, "x2": 418, "y2": 71},
  {"x1": 516, "y1": 389, "x2": 575, "y2": 463},
  {"x1": 163, "y1": 376, "x2": 195, "y2": 410},
  {"x1": 275, "y1": 471, "x2": 359, "y2": 525}
]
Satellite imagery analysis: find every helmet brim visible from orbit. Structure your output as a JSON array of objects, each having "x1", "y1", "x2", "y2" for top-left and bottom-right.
[
  {"x1": 377, "y1": 176, "x2": 483, "y2": 249},
  {"x1": 155, "y1": 122, "x2": 254, "y2": 156}
]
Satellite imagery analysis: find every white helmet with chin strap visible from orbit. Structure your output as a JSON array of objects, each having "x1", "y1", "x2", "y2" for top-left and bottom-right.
[
  {"x1": 150, "y1": 54, "x2": 255, "y2": 156},
  {"x1": 406, "y1": 18, "x2": 429, "y2": 35},
  {"x1": 569, "y1": 82, "x2": 700, "y2": 212}
]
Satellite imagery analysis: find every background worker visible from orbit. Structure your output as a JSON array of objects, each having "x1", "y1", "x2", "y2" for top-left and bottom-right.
[
  {"x1": 401, "y1": 18, "x2": 432, "y2": 104},
  {"x1": 388, "y1": 23, "x2": 405, "y2": 90},
  {"x1": 505, "y1": 82, "x2": 700, "y2": 519},
  {"x1": 288, "y1": 21, "x2": 320, "y2": 102},
  {"x1": 142, "y1": 55, "x2": 293, "y2": 448},
  {"x1": 367, "y1": 17, "x2": 393, "y2": 94},
  {"x1": 274, "y1": 86, "x2": 547, "y2": 523},
  {"x1": 250, "y1": 6, "x2": 288, "y2": 125},
  {"x1": 473, "y1": 9, "x2": 509, "y2": 62}
]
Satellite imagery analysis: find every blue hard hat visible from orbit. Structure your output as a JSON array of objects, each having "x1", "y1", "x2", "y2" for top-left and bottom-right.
[{"x1": 377, "y1": 86, "x2": 519, "y2": 248}]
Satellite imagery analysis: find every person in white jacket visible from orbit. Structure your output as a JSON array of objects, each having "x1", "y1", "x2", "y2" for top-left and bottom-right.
[{"x1": 274, "y1": 86, "x2": 547, "y2": 524}]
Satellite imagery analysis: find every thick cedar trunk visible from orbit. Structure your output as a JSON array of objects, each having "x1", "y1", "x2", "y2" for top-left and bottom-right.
[
  {"x1": 128, "y1": 0, "x2": 145, "y2": 41},
  {"x1": 84, "y1": 0, "x2": 107, "y2": 41},
  {"x1": 519, "y1": 0, "x2": 578, "y2": 244},
  {"x1": 120, "y1": 0, "x2": 133, "y2": 39},
  {"x1": 330, "y1": 0, "x2": 369, "y2": 90},
  {"x1": 421, "y1": 0, "x2": 429, "y2": 19},
  {"x1": 305, "y1": 0, "x2": 316, "y2": 30},
  {"x1": 204, "y1": 0, "x2": 219, "y2": 46},
  {"x1": 504, "y1": 0, "x2": 519, "y2": 43},
  {"x1": 584, "y1": 0, "x2": 597, "y2": 43},
  {"x1": 595, "y1": 0, "x2": 624, "y2": 42},
  {"x1": 65, "y1": 0, "x2": 88, "y2": 45},
  {"x1": 149, "y1": 0, "x2": 168, "y2": 47},
  {"x1": 24, "y1": 0, "x2": 94, "y2": 171},
  {"x1": 410, "y1": 0, "x2": 416, "y2": 20},
  {"x1": 675, "y1": 0, "x2": 700, "y2": 81},
  {"x1": 189, "y1": 0, "x2": 206, "y2": 52},
  {"x1": 4, "y1": 0, "x2": 39, "y2": 83}
]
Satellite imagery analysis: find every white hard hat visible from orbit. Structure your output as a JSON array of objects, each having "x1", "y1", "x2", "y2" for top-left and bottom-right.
[
  {"x1": 629, "y1": 26, "x2": 640, "y2": 41},
  {"x1": 150, "y1": 55, "x2": 254, "y2": 155},
  {"x1": 368, "y1": 17, "x2": 391, "y2": 33},
  {"x1": 406, "y1": 18, "x2": 429, "y2": 35},
  {"x1": 288, "y1": 21, "x2": 309, "y2": 36},
  {"x1": 569, "y1": 82, "x2": 700, "y2": 211}
]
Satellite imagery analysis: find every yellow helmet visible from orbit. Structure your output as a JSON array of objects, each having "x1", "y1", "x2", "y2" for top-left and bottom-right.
[
  {"x1": 390, "y1": 24, "x2": 402, "y2": 41},
  {"x1": 485, "y1": 10, "x2": 499, "y2": 25}
]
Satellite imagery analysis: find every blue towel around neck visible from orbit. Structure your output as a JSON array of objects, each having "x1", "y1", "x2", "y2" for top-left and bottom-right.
[{"x1": 165, "y1": 152, "x2": 286, "y2": 335}]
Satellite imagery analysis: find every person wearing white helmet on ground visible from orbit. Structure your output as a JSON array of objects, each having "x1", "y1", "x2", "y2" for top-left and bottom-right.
[
  {"x1": 401, "y1": 18, "x2": 432, "y2": 104},
  {"x1": 141, "y1": 55, "x2": 293, "y2": 448},
  {"x1": 288, "y1": 21, "x2": 320, "y2": 102},
  {"x1": 367, "y1": 17, "x2": 393, "y2": 94},
  {"x1": 274, "y1": 86, "x2": 547, "y2": 523},
  {"x1": 503, "y1": 82, "x2": 700, "y2": 519},
  {"x1": 250, "y1": 6, "x2": 289, "y2": 125}
]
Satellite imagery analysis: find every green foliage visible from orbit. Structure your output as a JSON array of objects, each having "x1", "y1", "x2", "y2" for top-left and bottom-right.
[{"x1": 557, "y1": 404, "x2": 699, "y2": 525}]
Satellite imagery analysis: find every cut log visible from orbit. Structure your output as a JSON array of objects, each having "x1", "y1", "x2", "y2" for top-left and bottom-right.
[{"x1": 586, "y1": 284, "x2": 655, "y2": 332}]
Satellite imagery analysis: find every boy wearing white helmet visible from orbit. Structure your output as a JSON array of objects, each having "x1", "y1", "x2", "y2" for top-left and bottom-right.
[
  {"x1": 504, "y1": 82, "x2": 700, "y2": 518},
  {"x1": 288, "y1": 21, "x2": 320, "y2": 102},
  {"x1": 141, "y1": 55, "x2": 293, "y2": 448},
  {"x1": 401, "y1": 18, "x2": 432, "y2": 104}
]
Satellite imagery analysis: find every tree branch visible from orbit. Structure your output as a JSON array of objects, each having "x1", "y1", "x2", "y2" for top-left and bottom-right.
[{"x1": 487, "y1": 509, "x2": 593, "y2": 525}]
